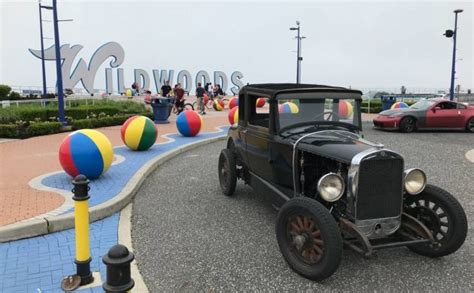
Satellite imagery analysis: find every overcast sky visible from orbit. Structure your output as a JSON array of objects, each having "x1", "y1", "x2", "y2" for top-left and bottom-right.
[{"x1": 0, "y1": 0, "x2": 472, "y2": 93}]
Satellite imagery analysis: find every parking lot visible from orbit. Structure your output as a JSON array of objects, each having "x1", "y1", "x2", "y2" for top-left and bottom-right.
[{"x1": 132, "y1": 124, "x2": 473, "y2": 291}]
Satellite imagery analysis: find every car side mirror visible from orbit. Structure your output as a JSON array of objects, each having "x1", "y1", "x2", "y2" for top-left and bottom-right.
[{"x1": 433, "y1": 106, "x2": 441, "y2": 112}]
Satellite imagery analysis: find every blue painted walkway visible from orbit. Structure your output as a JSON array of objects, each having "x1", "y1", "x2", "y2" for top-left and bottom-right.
[{"x1": 0, "y1": 128, "x2": 227, "y2": 292}]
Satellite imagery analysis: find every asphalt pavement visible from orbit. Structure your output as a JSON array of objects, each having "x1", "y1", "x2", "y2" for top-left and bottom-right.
[{"x1": 132, "y1": 125, "x2": 474, "y2": 291}]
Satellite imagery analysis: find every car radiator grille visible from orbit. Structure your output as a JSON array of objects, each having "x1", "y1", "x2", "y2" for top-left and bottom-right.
[{"x1": 356, "y1": 157, "x2": 403, "y2": 220}]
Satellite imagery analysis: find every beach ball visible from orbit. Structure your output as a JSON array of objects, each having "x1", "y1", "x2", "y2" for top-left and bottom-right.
[
  {"x1": 228, "y1": 106, "x2": 239, "y2": 125},
  {"x1": 229, "y1": 97, "x2": 238, "y2": 109},
  {"x1": 213, "y1": 99, "x2": 225, "y2": 111},
  {"x1": 279, "y1": 102, "x2": 299, "y2": 114},
  {"x1": 391, "y1": 102, "x2": 409, "y2": 109},
  {"x1": 176, "y1": 110, "x2": 203, "y2": 137},
  {"x1": 256, "y1": 98, "x2": 266, "y2": 108},
  {"x1": 126, "y1": 89, "x2": 133, "y2": 97},
  {"x1": 339, "y1": 100, "x2": 354, "y2": 118},
  {"x1": 203, "y1": 93, "x2": 209, "y2": 105},
  {"x1": 59, "y1": 129, "x2": 114, "y2": 180},
  {"x1": 120, "y1": 116, "x2": 157, "y2": 151}
]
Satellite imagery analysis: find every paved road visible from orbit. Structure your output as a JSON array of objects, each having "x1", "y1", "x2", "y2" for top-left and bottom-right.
[{"x1": 132, "y1": 125, "x2": 474, "y2": 291}]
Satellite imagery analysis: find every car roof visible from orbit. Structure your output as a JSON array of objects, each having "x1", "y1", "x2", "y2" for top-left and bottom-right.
[{"x1": 241, "y1": 83, "x2": 363, "y2": 99}]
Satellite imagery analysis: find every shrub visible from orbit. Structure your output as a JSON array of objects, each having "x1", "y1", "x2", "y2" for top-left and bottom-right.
[
  {"x1": 8, "y1": 91, "x2": 21, "y2": 99},
  {"x1": 0, "y1": 121, "x2": 62, "y2": 138},
  {"x1": 0, "y1": 85, "x2": 12, "y2": 98}
]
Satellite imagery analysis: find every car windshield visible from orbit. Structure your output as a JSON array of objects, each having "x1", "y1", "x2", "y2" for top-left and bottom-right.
[
  {"x1": 410, "y1": 99, "x2": 436, "y2": 110},
  {"x1": 276, "y1": 92, "x2": 361, "y2": 131}
]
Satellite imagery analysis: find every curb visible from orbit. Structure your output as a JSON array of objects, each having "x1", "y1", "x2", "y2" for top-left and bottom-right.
[{"x1": 0, "y1": 135, "x2": 227, "y2": 242}]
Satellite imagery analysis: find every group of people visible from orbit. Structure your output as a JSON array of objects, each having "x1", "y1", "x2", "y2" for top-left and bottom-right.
[
  {"x1": 195, "y1": 82, "x2": 225, "y2": 115},
  {"x1": 141, "y1": 80, "x2": 226, "y2": 115}
]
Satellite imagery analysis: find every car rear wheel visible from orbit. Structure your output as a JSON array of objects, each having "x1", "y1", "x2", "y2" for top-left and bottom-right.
[
  {"x1": 466, "y1": 117, "x2": 474, "y2": 133},
  {"x1": 276, "y1": 197, "x2": 342, "y2": 281},
  {"x1": 400, "y1": 117, "x2": 416, "y2": 133},
  {"x1": 218, "y1": 149, "x2": 237, "y2": 196},
  {"x1": 405, "y1": 184, "x2": 467, "y2": 257}
]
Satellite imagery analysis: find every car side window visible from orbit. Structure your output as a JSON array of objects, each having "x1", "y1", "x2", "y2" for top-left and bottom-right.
[
  {"x1": 248, "y1": 94, "x2": 270, "y2": 128},
  {"x1": 456, "y1": 103, "x2": 466, "y2": 109},
  {"x1": 438, "y1": 102, "x2": 457, "y2": 110}
]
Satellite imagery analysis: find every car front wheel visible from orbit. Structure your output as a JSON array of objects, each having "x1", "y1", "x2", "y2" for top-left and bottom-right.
[
  {"x1": 400, "y1": 116, "x2": 416, "y2": 133},
  {"x1": 405, "y1": 184, "x2": 467, "y2": 257},
  {"x1": 218, "y1": 149, "x2": 237, "y2": 196},
  {"x1": 276, "y1": 197, "x2": 342, "y2": 281}
]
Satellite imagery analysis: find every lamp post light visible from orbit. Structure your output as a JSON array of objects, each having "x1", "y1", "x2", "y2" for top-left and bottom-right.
[
  {"x1": 444, "y1": 9, "x2": 463, "y2": 101},
  {"x1": 51, "y1": 0, "x2": 66, "y2": 124},
  {"x1": 38, "y1": 0, "x2": 52, "y2": 99},
  {"x1": 290, "y1": 21, "x2": 305, "y2": 84}
]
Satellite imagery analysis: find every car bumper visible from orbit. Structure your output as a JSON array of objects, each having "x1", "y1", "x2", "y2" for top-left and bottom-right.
[{"x1": 373, "y1": 116, "x2": 402, "y2": 130}]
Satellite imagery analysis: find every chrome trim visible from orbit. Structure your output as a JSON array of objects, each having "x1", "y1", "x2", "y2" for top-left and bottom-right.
[
  {"x1": 317, "y1": 173, "x2": 345, "y2": 202},
  {"x1": 348, "y1": 148, "x2": 405, "y2": 238},
  {"x1": 292, "y1": 132, "x2": 320, "y2": 197},
  {"x1": 403, "y1": 168, "x2": 427, "y2": 195}
]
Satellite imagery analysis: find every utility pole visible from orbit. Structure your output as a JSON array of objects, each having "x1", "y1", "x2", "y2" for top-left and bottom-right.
[
  {"x1": 290, "y1": 21, "x2": 306, "y2": 84},
  {"x1": 38, "y1": 0, "x2": 52, "y2": 99},
  {"x1": 444, "y1": 9, "x2": 463, "y2": 101},
  {"x1": 52, "y1": 0, "x2": 65, "y2": 124}
]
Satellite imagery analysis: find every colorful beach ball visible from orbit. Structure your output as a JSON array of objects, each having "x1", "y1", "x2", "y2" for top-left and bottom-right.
[
  {"x1": 391, "y1": 102, "x2": 409, "y2": 109},
  {"x1": 229, "y1": 97, "x2": 239, "y2": 110},
  {"x1": 59, "y1": 129, "x2": 114, "y2": 180},
  {"x1": 120, "y1": 116, "x2": 157, "y2": 151},
  {"x1": 339, "y1": 100, "x2": 354, "y2": 118},
  {"x1": 256, "y1": 98, "x2": 266, "y2": 108},
  {"x1": 228, "y1": 106, "x2": 239, "y2": 125},
  {"x1": 176, "y1": 110, "x2": 203, "y2": 137},
  {"x1": 213, "y1": 99, "x2": 225, "y2": 111},
  {"x1": 279, "y1": 102, "x2": 299, "y2": 114}
]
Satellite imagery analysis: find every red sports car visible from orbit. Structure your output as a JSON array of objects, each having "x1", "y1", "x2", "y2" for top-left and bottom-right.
[{"x1": 373, "y1": 98, "x2": 474, "y2": 133}]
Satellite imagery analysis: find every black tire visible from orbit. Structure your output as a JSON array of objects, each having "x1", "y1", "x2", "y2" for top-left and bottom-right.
[
  {"x1": 276, "y1": 197, "x2": 342, "y2": 281},
  {"x1": 400, "y1": 116, "x2": 416, "y2": 133},
  {"x1": 218, "y1": 149, "x2": 237, "y2": 196},
  {"x1": 405, "y1": 184, "x2": 467, "y2": 257},
  {"x1": 183, "y1": 103, "x2": 194, "y2": 111},
  {"x1": 466, "y1": 117, "x2": 474, "y2": 133}
]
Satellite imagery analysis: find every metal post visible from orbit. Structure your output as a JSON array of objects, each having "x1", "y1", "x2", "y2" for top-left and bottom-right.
[
  {"x1": 38, "y1": 1, "x2": 47, "y2": 99},
  {"x1": 103, "y1": 244, "x2": 135, "y2": 293},
  {"x1": 296, "y1": 25, "x2": 301, "y2": 84},
  {"x1": 52, "y1": 0, "x2": 66, "y2": 124},
  {"x1": 449, "y1": 10, "x2": 463, "y2": 101}
]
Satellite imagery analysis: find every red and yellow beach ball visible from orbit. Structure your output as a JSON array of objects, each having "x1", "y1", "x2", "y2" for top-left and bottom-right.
[
  {"x1": 229, "y1": 97, "x2": 239, "y2": 109},
  {"x1": 391, "y1": 102, "x2": 409, "y2": 109},
  {"x1": 59, "y1": 129, "x2": 114, "y2": 179},
  {"x1": 176, "y1": 110, "x2": 203, "y2": 137},
  {"x1": 228, "y1": 106, "x2": 239, "y2": 125},
  {"x1": 213, "y1": 99, "x2": 225, "y2": 111},
  {"x1": 120, "y1": 116, "x2": 157, "y2": 151},
  {"x1": 279, "y1": 102, "x2": 299, "y2": 114},
  {"x1": 256, "y1": 98, "x2": 266, "y2": 108},
  {"x1": 339, "y1": 100, "x2": 354, "y2": 118}
]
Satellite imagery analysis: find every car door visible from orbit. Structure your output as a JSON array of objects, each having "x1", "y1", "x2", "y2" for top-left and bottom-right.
[{"x1": 426, "y1": 101, "x2": 463, "y2": 128}]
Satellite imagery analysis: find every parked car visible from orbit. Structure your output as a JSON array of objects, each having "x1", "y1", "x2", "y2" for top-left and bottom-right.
[
  {"x1": 218, "y1": 84, "x2": 467, "y2": 281},
  {"x1": 373, "y1": 98, "x2": 474, "y2": 132}
]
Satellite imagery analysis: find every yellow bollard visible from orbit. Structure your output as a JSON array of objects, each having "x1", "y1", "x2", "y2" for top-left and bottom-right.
[{"x1": 72, "y1": 174, "x2": 94, "y2": 285}]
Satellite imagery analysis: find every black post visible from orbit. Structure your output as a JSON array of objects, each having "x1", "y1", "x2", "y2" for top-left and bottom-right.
[
  {"x1": 103, "y1": 244, "x2": 135, "y2": 293},
  {"x1": 448, "y1": 9, "x2": 463, "y2": 101},
  {"x1": 296, "y1": 24, "x2": 301, "y2": 84},
  {"x1": 38, "y1": 2, "x2": 47, "y2": 99}
]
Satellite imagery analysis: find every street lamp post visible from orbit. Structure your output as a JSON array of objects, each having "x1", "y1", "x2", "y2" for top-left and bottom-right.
[
  {"x1": 445, "y1": 9, "x2": 463, "y2": 101},
  {"x1": 52, "y1": 0, "x2": 66, "y2": 124},
  {"x1": 38, "y1": 1, "x2": 52, "y2": 99},
  {"x1": 290, "y1": 21, "x2": 305, "y2": 84}
]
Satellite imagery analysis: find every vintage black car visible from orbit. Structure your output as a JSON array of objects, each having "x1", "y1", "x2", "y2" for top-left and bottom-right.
[{"x1": 218, "y1": 83, "x2": 467, "y2": 281}]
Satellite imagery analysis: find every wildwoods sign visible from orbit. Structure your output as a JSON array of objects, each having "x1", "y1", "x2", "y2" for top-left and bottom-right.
[{"x1": 29, "y1": 41, "x2": 245, "y2": 95}]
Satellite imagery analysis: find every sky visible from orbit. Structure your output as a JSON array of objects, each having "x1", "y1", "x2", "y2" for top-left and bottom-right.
[{"x1": 0, "y1": 0, "x2": 473, "y2": 94}]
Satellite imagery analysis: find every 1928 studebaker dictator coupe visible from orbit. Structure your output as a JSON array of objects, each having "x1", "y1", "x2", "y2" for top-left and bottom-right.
[{"x1": 218, "y1": 84, "x2": 467, "y2": 281}]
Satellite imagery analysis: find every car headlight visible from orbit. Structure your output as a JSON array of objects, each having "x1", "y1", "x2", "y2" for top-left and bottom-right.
[
  {"x1": 404, "y1": 168, "x2": 427, "y2": 195},
  {"x1": 317, "y1": 173, "x2": 345, "y2": 202}
]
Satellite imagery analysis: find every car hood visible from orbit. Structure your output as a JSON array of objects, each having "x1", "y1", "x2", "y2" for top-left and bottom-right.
[{"x1": 283, "y1": 130, "x2": 381, "y2": 164}]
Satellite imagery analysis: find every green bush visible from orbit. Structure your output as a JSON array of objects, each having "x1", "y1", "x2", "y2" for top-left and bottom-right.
[
  {"x1": 0, "y1": 84, "x2": 12, "y2": 98},
  {"x1": 0, "y1": 121, "x2": 62, "y2": 138}
]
